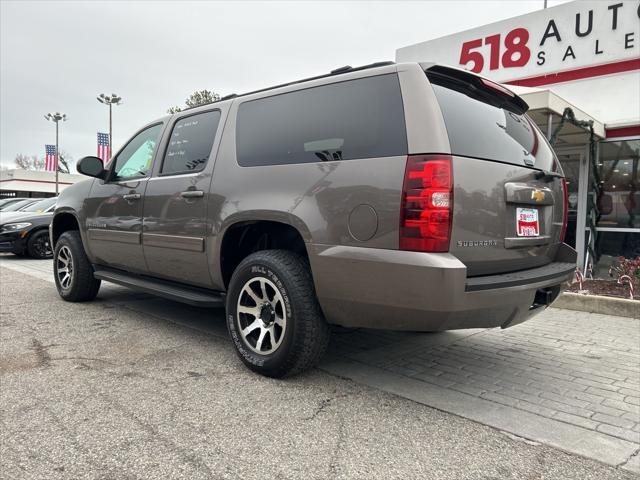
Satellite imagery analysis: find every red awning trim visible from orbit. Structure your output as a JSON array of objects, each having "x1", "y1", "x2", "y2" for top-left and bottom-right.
[
  {"x1": 605, "y1": 125, "x2": 640, "y2": 139},
  {"x1": 505, "y1": 58, "x2": 640, "y2": 87}
]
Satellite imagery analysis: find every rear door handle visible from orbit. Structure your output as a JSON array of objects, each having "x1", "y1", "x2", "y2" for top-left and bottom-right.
[
  {"x1": 123, "y1": 193, "x2": 141, "y2": 201},
  {"x1": 180, "y1": 190, "x2": 204, "y2": 198}
]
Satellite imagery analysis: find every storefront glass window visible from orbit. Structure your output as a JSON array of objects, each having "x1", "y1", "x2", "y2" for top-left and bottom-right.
[
  {"x1": 593, "y1": 139, "x2": 639, "y2": 228},
  {"x1": 590, "y1": 138, "x2": 640, "y2": 277},
  {"x1": 596, "y1": 230, "x2": 640, "y2": 257}
]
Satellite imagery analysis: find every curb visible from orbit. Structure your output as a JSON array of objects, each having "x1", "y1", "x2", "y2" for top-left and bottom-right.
[{"x1": 554, "y1": 292, "x2": 639, "y2": 319}]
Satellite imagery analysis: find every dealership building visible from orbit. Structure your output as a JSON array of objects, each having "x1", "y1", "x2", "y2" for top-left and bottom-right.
[
  {"x1": 397, "y1": 0, "x2": 639, "y2": 275},
  {"x1": 0, "y1": 169, "x2": 84, "y2": 198}
]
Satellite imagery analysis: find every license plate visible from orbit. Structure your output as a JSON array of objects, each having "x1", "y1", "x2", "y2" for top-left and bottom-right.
[{"x1": 516, "y1": 208, "x2": 539, "y2": 237}]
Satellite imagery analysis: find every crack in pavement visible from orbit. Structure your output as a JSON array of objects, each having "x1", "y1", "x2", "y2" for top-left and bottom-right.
[
  {"x1": 327, "y1": 410, "x2": 346, "y2": 479},
  {"x1": 620, "y1": 446, "x2": 640, "y2": 467},
  {"x1": 303, "y1": 393, "x2": 349, "y2": 421},
  {"x1": 30, "y1": 339, "x2": 52, "y2": 368},
  {"x1": 95, "y1": 391, "x2": 218, "y2": 477}
]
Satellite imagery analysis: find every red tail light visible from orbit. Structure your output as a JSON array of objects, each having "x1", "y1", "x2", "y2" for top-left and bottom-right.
[
  {"x1": 560, "y1": 177, "x2": 568, "y2": 243},
  {"x1": 400, "y1": 155, "x2": 453, "y2": 252}
]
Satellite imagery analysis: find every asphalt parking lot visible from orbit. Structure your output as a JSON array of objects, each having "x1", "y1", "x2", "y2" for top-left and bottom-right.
[{"x1": 1, "y1": 255, "x2": 639, "y2": 479}]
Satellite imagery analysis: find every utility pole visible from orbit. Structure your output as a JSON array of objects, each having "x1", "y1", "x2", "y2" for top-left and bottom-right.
[
  {"x1": 44, "y1": 112, "x2": 67, "y2": 195},
  {"x1": 97, "y1": 93, "x2": 122, "y2": 154},
  {"x1": 544, "y1": 0, "x2": 548, "y2": 8}
]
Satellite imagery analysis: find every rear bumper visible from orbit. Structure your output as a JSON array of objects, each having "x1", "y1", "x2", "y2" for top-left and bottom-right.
[{"x1": 309, "y1": 243, "x2": 576, "y2": 331}]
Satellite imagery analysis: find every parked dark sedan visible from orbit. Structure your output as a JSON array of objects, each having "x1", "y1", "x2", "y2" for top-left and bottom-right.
[{"x1": 0, "y1": 197, "x2": 57, "y2": 258}]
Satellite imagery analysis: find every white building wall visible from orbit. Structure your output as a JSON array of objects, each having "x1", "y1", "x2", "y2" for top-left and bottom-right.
[
  {"x1": 545, "y1": 71, "x2": 640, "y2": 126},
  {"x1": 0, "y1": 169, "x2": 85, "y2": 195},
  {"x1": 396, "y1": 0, "x2": 640, "y2": 127}
]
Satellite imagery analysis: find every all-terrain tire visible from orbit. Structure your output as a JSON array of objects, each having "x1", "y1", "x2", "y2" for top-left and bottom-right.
[
  {"x1": 54, "y1": 231, "x2": 101, "y2": 302},
  {"x1": 226, "y1": 250, "x2": 330, "y2": 378}
]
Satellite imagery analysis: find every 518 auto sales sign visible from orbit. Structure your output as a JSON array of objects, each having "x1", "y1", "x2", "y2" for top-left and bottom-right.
[{"x1": 396, "y1": 0, "x2": 640, "y2": 83}]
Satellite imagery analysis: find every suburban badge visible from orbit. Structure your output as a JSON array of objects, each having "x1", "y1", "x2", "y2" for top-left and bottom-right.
[{"x1": 456, "y1": 240, "x2": 498, "y2": 247}]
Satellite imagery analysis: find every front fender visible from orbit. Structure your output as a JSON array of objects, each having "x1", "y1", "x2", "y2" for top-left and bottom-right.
[{"x1": 51, "y1": 178, "x2": 94, "y2": 257}]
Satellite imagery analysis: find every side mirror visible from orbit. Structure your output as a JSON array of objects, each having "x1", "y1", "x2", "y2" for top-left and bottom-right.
[{"x1": 77, "y1": 156, "x2": 107, "y2": 179}]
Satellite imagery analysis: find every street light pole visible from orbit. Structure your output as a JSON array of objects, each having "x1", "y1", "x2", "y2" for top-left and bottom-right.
[
  {"x1": 97, "y1": 93, "x2": 122, "y2": 154},
  {"x1": 55, "y1": 120, "x2": 59, "y2": 193},
  {"x1": 109, "y1": 102, "x2": 113, "y2": 153},
  {"x1": 44, "y1": 112, "x2": 67, "y2": 195}
]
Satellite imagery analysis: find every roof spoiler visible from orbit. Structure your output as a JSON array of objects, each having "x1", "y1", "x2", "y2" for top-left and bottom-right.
[{"x1": 424, "y1": 64, "x2": 529, "y2": 115}]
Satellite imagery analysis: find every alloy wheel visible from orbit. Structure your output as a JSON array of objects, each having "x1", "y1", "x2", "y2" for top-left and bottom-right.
[
  {"x1": 236, "y1": 277, "x2": 287, "y2": 355},
  {"x1": 56, "y1": 246, "x2": 74, "y2": 289},
  {"x1": 32, "y1": 234, "x2": 52, "y2": 258}
]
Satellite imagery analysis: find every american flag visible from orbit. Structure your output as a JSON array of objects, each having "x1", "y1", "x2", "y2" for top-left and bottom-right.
[
  {"x1": 45, "y1": 145, "x2": 57, "y2": 172},
  {"x1": 97, "y1": 132, "x2": 110, "y2": 163}
]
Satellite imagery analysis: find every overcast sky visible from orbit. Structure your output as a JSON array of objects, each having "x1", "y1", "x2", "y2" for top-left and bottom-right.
[{"x1": 0, "y1": 0, "x2": 572, "y2": 171}]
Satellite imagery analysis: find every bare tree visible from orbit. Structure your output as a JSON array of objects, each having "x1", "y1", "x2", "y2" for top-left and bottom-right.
[
  {"x1": 13, "y1": 151, "x2": 71, "y2": 172},
  {"x1": 33, "y1": 155, "x2": 45, "y2": 171},
  {"x1": 58, "y1": 150, "x2": 72, "y2": 174},
  {"x1": 14, "y1": 153, "x2": 32, "y2": 169},
  {"x1": 14, "y1": 153, "x2": 44, "y2": 170},
  {"x1": 167, "y1": 89, "x2": 221, "y2": 114}
]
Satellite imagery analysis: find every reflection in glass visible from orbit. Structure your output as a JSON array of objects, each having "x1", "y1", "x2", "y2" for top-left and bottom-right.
[{"x1": 593, "y1": 139, "x2": 639, "y2": 228}]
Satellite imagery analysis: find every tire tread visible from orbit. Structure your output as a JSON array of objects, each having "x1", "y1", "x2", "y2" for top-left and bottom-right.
[
  {"x1": 55, "y1": 231, "x2": 101, "y2": 302},
  {"x1": 228, "y1": 250, "x2": 330, "y2": 377}
]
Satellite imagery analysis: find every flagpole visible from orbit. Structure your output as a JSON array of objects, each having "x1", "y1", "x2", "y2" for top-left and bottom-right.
[
  {"x1": 109, "y1": 102, "x2": 112, "y2": 154},
  {"x1": 97, "y1": 93, "x2": 122, "y2": 157},
  {"x1": 44, "y1": 112, "x2": 66, "y2": 196},
  {"x1": 55, "y1": 121, "x2": 59, "y2": 195}
]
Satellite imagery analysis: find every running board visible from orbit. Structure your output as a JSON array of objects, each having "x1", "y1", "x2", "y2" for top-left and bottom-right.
[{"x1": 93, "y1": 268, "x2": 225, "y2": 307}]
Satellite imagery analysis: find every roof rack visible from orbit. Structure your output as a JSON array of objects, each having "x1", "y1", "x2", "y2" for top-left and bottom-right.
[{"x1": 221, "y1": 61, "x2": 395, "y2": 102}]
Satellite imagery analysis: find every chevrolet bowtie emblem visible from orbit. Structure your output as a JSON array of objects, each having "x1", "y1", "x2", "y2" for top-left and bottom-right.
[{"x1": 531, "y1": 189, "x2": 545, "y2": 202}]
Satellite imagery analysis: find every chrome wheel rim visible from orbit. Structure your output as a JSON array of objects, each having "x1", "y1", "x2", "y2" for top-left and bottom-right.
[
  {"x1": 236, "y1": 277, "x2": 286, "y2": 355},
  {"x1": 56, "y1": 246, "x2": 73, "y2": 289}
]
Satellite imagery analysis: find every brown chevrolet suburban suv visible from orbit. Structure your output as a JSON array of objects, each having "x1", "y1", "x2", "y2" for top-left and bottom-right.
[{"x1": 51, "y1": 62, "x2": 576, "y2": 377}]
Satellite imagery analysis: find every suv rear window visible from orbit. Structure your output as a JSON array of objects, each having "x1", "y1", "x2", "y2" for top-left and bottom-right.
[
  {"x1": 430, "y1": 82, "x2": 556, "y2": 171},
  {"x1": 236, "y1": 74, "x2": 407, "y2": 166}
]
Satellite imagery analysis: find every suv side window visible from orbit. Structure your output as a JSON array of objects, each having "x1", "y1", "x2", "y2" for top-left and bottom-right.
[
  {"x1": 112, "y1": 124, "x2": 163, "y2": 180},
  {"x1": 161, "y1": 110, "x2": 222, "y2": 175},
  {"x1": 236, "y1": 74, "x2": 407, "y2": 167}
]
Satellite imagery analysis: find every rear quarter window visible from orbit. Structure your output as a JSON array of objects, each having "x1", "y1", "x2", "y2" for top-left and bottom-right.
[
  {"x1": 431, "y1": 83, "x2": 556, "y2": 171},
  {"x1": 236, "y1": 74, "x2": 407, "y2": 166}
]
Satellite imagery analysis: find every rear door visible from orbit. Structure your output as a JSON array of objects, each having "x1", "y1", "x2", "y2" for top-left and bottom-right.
[
  {"x1": 142, "y1": 108, "x2": 224, "y2": 287},
  {"x1": 426, "y1": 66, "x2": 565, "y2": 276}
]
